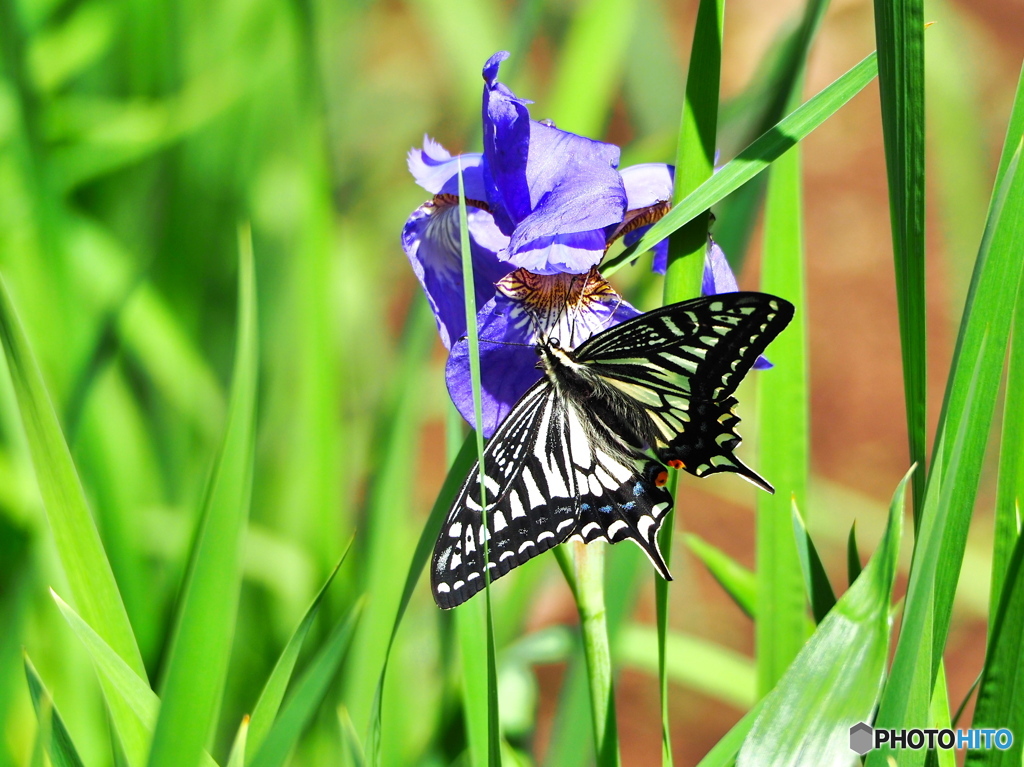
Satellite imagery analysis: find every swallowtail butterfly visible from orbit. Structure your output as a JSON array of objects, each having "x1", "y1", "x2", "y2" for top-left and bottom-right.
[{"x1": 431, "y1": 292, "x2": 794, "y2": 609}]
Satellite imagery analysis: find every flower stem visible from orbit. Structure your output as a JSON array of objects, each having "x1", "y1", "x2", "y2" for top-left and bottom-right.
[{"x1": 559, "y1": 540, "x2": 621, "y2": 766}]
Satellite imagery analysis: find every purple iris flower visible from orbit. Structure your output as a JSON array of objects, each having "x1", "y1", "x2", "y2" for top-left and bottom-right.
[
  {"x1": 402, "y1": 51, "x2": 766, "y2": 437},
  {"x1": 481, "y1": 51, "x2": 627, "y2": 275}
]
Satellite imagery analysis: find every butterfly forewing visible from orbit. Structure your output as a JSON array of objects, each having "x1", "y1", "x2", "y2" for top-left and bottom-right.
[
  {"x1": 431, "y1": 384, "x2": 676, "y2": 609},
  {"x1": 576, "y1": 293, "x2": 794, "y2": 487},
  {"x1": 432, "y1": 383, "x2": 571, "y2": 609}
]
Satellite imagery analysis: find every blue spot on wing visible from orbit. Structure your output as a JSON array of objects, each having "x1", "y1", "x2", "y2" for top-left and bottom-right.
[
  {"x1": 599, "y1": 505, "x2": 613, "y2": 514},
  {"x1": 623, "y1": 501, "x2": 636, "y2": 510},
  {"x1": 633, "y1": 482, "x2": 645, "y2": 496}
]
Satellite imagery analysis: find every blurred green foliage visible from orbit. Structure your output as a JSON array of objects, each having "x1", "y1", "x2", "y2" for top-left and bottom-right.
[{"x1": 0, "y1": 0, "x2": 1020, "y2": 764}]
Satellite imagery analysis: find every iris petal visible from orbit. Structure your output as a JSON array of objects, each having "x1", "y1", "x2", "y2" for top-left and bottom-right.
[
  {"x1": 407, "y1": 137, "x2": 487, "y2": 200},
  {"x1": 703, "y1": 236, "x2": 740, "y2": 295},
  {"x1": 447, "y1": 268, "x2": 640, "y2": 435},
  {"x1": 620, "y1": 163, "x2": 674, "y2": 209},
  {"x1": 503, "y1": 229, "x2": 608, "y2": 275},
  {"x1": 481, "y1": 54, "x2": 626, "y2": 274},
  {"x1": 401, "y1": 200, "x2": 512, "y2": 349},
  {"x1": 446, "y1": 294, "x2": 542, "y2": 436}
]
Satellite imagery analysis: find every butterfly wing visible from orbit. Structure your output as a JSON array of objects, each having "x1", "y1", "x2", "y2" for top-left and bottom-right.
[
  {"x1": 567, "y1": 453, "x2": 674, "y2": 579},
  {"x1": 431, "y1": 381, "x2": 675, "y2": 609},
  {"x1": 575, "y1": 292, "x2": 794, "y2": 489},
  {"x1": 432, "y1": 382, "x2": 572, "y2": 609}
]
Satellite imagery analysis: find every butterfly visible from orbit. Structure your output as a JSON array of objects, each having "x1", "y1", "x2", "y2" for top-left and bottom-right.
[{"x1": 431, "y1": 291, "x2": 795, "y2": 609}]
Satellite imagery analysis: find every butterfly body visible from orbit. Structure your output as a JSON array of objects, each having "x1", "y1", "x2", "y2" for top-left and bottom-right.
[
  {"x1": 431, "y1": 292, "x2": 794, "y2": 609},
  {"x1": 536, "y1": 339, "x2": 661, "y2": 461}
]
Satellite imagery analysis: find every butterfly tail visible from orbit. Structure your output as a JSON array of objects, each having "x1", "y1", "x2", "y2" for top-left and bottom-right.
[
  {"x1": 570, "y1": 460, "x2": 674, "y2": 581},
  {"x1": 657, "y1": 397, "x2": 773, "y2": 494}
]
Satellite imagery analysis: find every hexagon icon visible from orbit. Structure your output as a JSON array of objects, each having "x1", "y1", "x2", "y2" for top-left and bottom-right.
[{"x1": 849, "y1": 722, "x2": 874, "y2": 755}]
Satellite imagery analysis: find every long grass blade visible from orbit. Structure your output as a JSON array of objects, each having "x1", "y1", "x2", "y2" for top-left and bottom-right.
[
  {"x1": 544, "y1": 543, "x2": 640, "y2": 767},
  {"x1": 49, "y1": 590, "x2": 220, "y2": 767},
  {"x1": 656, "y1": 3, "x2": 724, "y2": 760},
  {"x1": 604, "y1": 51, "x2": 878, "y2": 275},
  {"x1": 364, "y1": 436, "x2": 477, "y2": 765},
  {"x1": 23, "y1": 654, "x2": 87, "y2": 767},
  {"x1": 929, "y1": 667, "x2": 956, "y2": 767},
  {"x1": 868, "y1": 57, "x2": 1024, "y2": 759},
  {"x1": 756, "y1": 121, "x2": 809, "y2": 697},
  {"x1": 226, "y1": 717, "x2": 249, "y2": 767},
  {"x1": 736, "y1": 470, "x2": 907, "y2": 766},
  {"x1": 988, "y1": 62, "x2": 1024, "y2": 618},
  {"x1": 966, "y1": 528, "x2": 1024, "y2": 766},
  {"x1": 872, "y1": 0, "x2": 927, "y2": 521},
  {"x1": 246, "y1": 543, "x2": 353, "y2": 762},
  {"x1": 0, "y1": 272, "x2": 150, "y2": 761},
  {"x1": 147, "y1": 228, "x2": 259, "y2": 767},
  {"x1": 566, "y1": 542, "x2": 619, "y2": 767},
  {"x1": 455, "y1": 159, "x2": 501, "y2": 767},
  {"x1": 713, "y1": 0, "x2": 830, "y2": 267},
  {"x1": 343, "y1": 297, "x2": 435, "y2": 733},
  {"x1": 685, "y1": 534, "x2": 756, "y2": 618},
  {"x1": 791, "y1": 502, "x2": 837, "y2": 624},
  {"x1": 694, "y1": 701, "x2": 765, "y2": 767},
  {"x1": 749, "y1": 0, "x2": 827, "y2": 699},
  {"x1": 249, "y1": 600, "x2": 364, "y2": 767}
]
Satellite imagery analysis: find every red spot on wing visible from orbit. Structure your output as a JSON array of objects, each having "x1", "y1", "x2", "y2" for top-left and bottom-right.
[
  {"x1": 655, "y1": 470, "x2": 668, "y2": 487},
  {"x1": 668, "y1": 459, "x2": 685, "y2": 470}
]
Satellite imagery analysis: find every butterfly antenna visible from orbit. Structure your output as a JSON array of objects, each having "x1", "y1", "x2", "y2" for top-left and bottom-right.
[
  {"x1": 470, "y1": 337, "x2": 534, "y2": 349},
  {"x1": 547, "y1": 272, "x2": 574, "y2": 346},
  {"x1": 568, "y1": 271, "x2": 583, "y2": 346}
]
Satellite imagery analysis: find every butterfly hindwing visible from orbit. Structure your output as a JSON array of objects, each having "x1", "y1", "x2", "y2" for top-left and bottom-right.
[{"x1": 568, "y1": 457, "x2": 673, "y2": 579}]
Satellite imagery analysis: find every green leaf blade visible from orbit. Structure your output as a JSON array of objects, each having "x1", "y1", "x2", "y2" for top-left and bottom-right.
[
  {"x1": 966, "y1": 528, "x2": 1024, "y2": 766},
  {"x1": 872, "y1": 0, "x2": 927, "y2": 520},
  {"x1": 606, "y1": 51, "x2": 879, "y2": 274},
  {"x1": 249, "y1": 601, "x2": 363, "y2": 767},
  {"x1": 737, "y1": 471, "x2": 907, "y2": 766},
  {"x1": 147, "y1": 230, "x2": 260, "y2": 767},
  {"x1": 246, "y1": 544, "x2": 352, "y2": 762},
  {"x1": 23, "y1": 654, "x2": 87, "y2": 767}
]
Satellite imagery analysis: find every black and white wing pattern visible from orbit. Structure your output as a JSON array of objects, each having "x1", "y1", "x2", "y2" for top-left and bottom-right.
[
  {"x1": 576, "y1": 292, "x2": 794, "y2": 490},
  {"x1": 431, "y1": 381, "x2": 673, "y2": 610},
  {"x1": 430, "y1": 291, "x2": 793, "y2": 610}
]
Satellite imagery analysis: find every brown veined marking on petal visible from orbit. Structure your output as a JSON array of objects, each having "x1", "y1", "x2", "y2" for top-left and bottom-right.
[
  {"x1": 433, "y1": 193, "x2": 491, "y2": 212},
  {"x1": 497, "y1": 267, "x2": 620, "y2": 343},
  {"x1": 667, "y1": 459, "x2": 685, "y2": 470},
  {"x1": 655, "y1": 470, "x2": 669, "y2": 487},
  {"x1": 606, "y1": 201, "x2": 672, "y2": 247}
]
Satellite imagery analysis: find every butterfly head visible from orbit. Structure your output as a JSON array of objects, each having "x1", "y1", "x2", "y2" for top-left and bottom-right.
[{"x1": 534, "y1": 336, "x2": 583, "y2": 383}]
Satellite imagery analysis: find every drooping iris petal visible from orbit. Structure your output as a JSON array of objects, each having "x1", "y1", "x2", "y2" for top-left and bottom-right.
[
  {"x1": 620, "y1": 163, "x2": 674, "y2": 210},
  {"x1": 407, "y1": 136, "x2": 488, "y2": 200},
  {"x1": 705, "y1": 237, "x2": 773, "y2": 370},
  {"x1": 402, "y1": 199, "x2": 513, "y2": 349},
  {"x1": 702, "y1": 235, "x2": 740, "y2": 295},
  {"x1": 503, "y1": 230, "x2": 609, "y2": 276},
  {"x1": 481, "y1": 53, "x2": 626, "y2": 274},
  {"x1": 615, "y1": 163, "x2": 675, "y2": 274},
  {"x1": 447, "y1": 268, "x2": 641, "y2": 436},
  {"x1": 446, "y1": 293, "x2": 542, "y2": 437}
]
